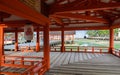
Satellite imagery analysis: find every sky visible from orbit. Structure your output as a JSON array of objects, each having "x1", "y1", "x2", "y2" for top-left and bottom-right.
[{"x1": 75, "y1": 31, "x2": 87, "y2": 38}]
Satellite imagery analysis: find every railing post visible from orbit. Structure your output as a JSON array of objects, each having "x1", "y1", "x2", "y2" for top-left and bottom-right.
[
  {"x1": 92, "y1": 47, "x2": 94, "y2": 53},
  {"x1": 55, "y1": 48, "x2": 56, "y2": 52},
  {"x1": 85, "y1": 48, "x2": 87, "y2": 52},
  {"x1": 38, "y1": 71, "x2": 42, "y2": 75},
  {"x1": 115, "y1": 51, "x2": 117, "y2": 55},
  {"x1": 100, "y1": 49, "x2": 102, "y2": 53},
  {"x1": 71, "y1": 48, "x2": 72, "y2": 52},
  {"x1": 11, "y1": 60, "x2": 14, "y2": 64},
  {"x1": 30, "y1": 72, "x2": 34, "y2": 75},
  {"x1": 23, "y1": 73, "x2": 27, "y2": 75},
  {"x1": 21, "y1": 57, "x2": 24, "y2": 65},
  {"x1": 31, "y1": 61, "x2": 34, "y2": 66},
  {"x1": 78, "y1": 46, "x2": 80, "y2": 52},
  {"x1": 119, "y1": 50, "x2": 120, "y2": 57},
  {"x1": 64, "y1": 46, "x2": 65, "y2": 52}
]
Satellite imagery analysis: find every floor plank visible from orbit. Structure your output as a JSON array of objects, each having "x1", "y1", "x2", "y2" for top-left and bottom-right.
[{"x1": 5, "y1": 51, "x2": 108, "y2": 68}]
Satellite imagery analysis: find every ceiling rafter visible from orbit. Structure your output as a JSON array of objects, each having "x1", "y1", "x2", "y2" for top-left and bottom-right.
[
  {"x1": 95, "y1": 11, "x2": 113, "y2": 22},
  {"x1": 50, "y1": 16, "x2": 63, "y2": 25},
  {"x1": 0, "y1": 0, "x2": 50, "y2": 26},
  {"x1": 50, "y1": 0, "x2": 87, "y2": 14},
  {"x1": 49, "y1": 1, "x2": 120, "y2": 14},
  {"x1": 63, "y1": 22, "x2": 99, "y2": 25},
  {"x1": 97, "y1": 10, "x2": 120, "y2": 23},
  {"x1": 53, "y1": 13, "x2": 108, "y2": 23}
]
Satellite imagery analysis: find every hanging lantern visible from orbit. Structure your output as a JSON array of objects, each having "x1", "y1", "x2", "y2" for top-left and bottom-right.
[{"x1": 24, "y1": 24, "x2": 34, "y2": 42}]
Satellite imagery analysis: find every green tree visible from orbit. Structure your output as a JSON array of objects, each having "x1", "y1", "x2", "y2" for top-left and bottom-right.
[
  {"x1": 114, "y1": 28, "x2": 119, "y2": 36},
  {"x1": 87, "y1": 30, "x2": 109, "y2": 37},
  {"x1": 87, "y1": 29, "x2": 119, "y2": 37}
]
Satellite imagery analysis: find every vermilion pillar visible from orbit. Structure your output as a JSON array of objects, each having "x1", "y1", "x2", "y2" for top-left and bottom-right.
[
  {"x1": 72, "y1": 35, "x2": 74, "y2": 44},
  {"x1": 15, "y1": 30, "x2": 18, "y2": 51},
  {"x1": 61, "y1": 26, "x2": 65, "y2": 52},
  {"x1": 0, "y1": 27, "x2": 4, "y2": 67},
  {"x1": 36, "y1": 27, "x2": 40, "y2": 52},
  {"x1": 109, "y1": 28, "x2": 114, "y2": 53},
  {"x1": 43, "y1": 25, "x2": 50, "y2": 70}
]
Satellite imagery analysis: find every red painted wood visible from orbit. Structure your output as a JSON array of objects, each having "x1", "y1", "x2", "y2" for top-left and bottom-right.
[
  {"x1": 0, "y1": 0, "x2": 50, "y2": 25},
  {"x1": 109, "y1": 28, "x2": 114, "y2": 53},
  {"x1": 53, "y1": 13, "x2": 108, "y2": 23},
  {"x1": 50, "y1": 1, "x2": 120, "y2": 14},
  {"x1": 61, "y1": 26, "x2": 65, "y2": 52},
  {"x1": 0, "y1": 26, "x2": 4, "y2": 69},
  {"x1": 43, "y1": 25, "x2": 50, "y2": 70},
  {"x1": 36, "y1": 27, "x2": 40, "y2": 52},
  {"x1": 92, "y1": 47, "x2": 94, "y2": 53},
  {"x1": 15, "y1": 29, "x2": 18, "y2": 51}
]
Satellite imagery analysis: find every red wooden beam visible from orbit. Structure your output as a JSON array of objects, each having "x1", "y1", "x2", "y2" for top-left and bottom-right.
[
  {"x1": 50, "y1": 16, "x2": 63, "y2": 25},
  {"x1": 63, "y1": 22, "x2": 98, "y2": 25},
  {"x1": 4, "y1": 28, "x2": 44, "y2": 32},
  {"x1": 53, "y1": 13, "x2": 108, "y2": 23},
  {"x1": 0, "y1": 0, "x2": 50, "y2": 25},
  {"x1": 111, "y1": 18, "x2": 120, "y2": 28},
  {"x1": 50, "y1": 0, "x2": 87, "y2": 12},
  {"x1": 0, "y1": 20, "x2": 32, "y2": 24},
  {"x1": 0, "y1": 21, "x2": 43, "y2": 28},
  {"x1": 50, "y1": 1, "x2": 120, "y2": 14},
  {"x1": 50, "y1": 26, "x2": 109, "y2": 31},
  {"x1": 111, "y1": 24, "x2": 120, "y2": 29}
]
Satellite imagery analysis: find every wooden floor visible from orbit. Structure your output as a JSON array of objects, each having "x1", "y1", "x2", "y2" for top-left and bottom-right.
[
  {"x1": 4, "y1": 51, "x2": 120, "y2": 75},
  {"x1": 1, "y1": 66, "x2": 26, "y2": 73},
  {"x1": 45, "y1": 54, "x2": 120, "y2": 75},
  {"x1": 5, "y1": 51, "x2": 105, "y2": 68}
]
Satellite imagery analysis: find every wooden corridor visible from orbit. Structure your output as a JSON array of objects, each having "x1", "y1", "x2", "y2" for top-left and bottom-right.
[
  {"x1": 45, "y1": 54, "x2": 120, "y2": 75},
  {"x1": 5, "y1": 51, "x2": 106, "y2": 68},
  {"x1": 4, "y1": 51, "x2": 120, "y2": 75}
]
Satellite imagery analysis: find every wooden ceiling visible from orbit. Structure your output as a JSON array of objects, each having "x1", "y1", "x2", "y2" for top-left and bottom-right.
[
  {"x1": 45, "y1": 0, "x2": 120, "y2": 30},
  {"x1": 0, "y1": 0, "x2": 120, "y2": 32}
]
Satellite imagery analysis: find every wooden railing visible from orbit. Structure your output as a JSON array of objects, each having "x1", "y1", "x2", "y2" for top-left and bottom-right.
[
  {"x1": 51, "y1": 46, "x2": 109, "y2": 53},
  {"x1": 1, "y1": 56, "x2": 47, "y2": 75},
  {"x1": 112, "y1": 49, "x2": 120, "y2": 57},
  {"x1": 19, "y1": 46, "x2": 36, "y2": 52},
  {"x1": 51, "y1": 46, "x2": 61, "y2": 52},
  {"x1": 22, "y1": 59, "x2": 47, "y2": 75}
]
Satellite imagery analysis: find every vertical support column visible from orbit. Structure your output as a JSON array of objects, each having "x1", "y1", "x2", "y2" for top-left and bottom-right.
[
  {"x1": 61, "y1": 26, "x2": 65, "y2": 52},
  {"x1": 0, "y1": 27, "x2": 4, "y2": 66},
  {"x1": 15, "y1": 29, "x2": 18, "y2": 51},
  {"x1": 43, "y1": 25, "x2": 50, "y2": 70},
  {"x1": 72, "y1": 35, "x2": 74, "y2": 44},
  {"x1": 36, "y1": 27, "x2": 40, "y2": 52},
  {"x1": 109, "y1": 28, "x2": 114, "y2": 54}
]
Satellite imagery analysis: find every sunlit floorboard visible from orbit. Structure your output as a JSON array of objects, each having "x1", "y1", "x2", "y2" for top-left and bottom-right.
[{"x1": 5, "y1": 51, "x2": 106, "y2": 68}]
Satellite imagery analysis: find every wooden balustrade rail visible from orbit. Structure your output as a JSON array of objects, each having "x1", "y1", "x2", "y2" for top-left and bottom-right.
[
  {"x1": 112, "y1": 49, "x2": 120, "y2": 57},
  {"x1": 22, "y1": 59, "x2": 47, "y2": 75},
  {"x1": 1, "y1": 56, "x2": 47, "y2": 75},
  {"x1": 50, "y1": 46, "x2": 109, "y2": 53}
]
